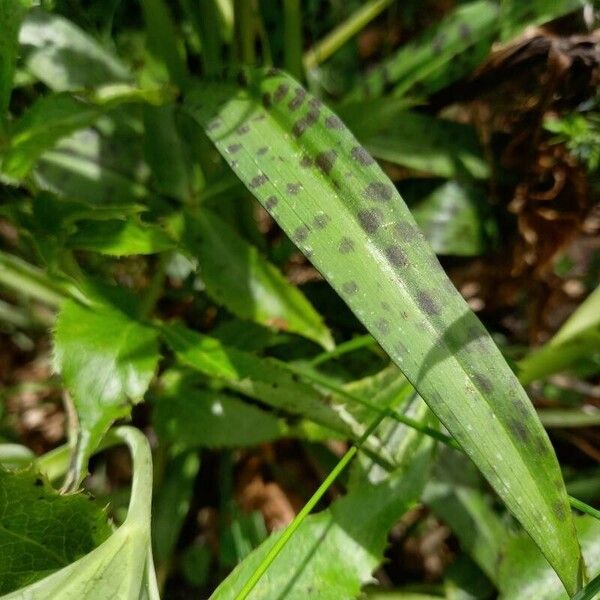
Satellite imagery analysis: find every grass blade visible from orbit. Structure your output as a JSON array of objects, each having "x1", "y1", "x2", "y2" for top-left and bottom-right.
[{"x1": 187, "y1": 68, "x2": 582, "y2": 594}]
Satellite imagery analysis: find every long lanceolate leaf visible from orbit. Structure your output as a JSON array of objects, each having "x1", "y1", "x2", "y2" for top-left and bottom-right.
[{"x1": 187, "y1": 70, "x2": 582, "y2": 593}]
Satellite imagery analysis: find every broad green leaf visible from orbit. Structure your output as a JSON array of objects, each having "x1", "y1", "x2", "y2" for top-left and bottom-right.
[
  {"x1": 0, "y1": 0, "x2": 27, "y2": 136},
  {"x1": 423, "y1": 449, "x2": 507, "y2": 581},
  {"x1": 188, "y1": 69, "x2": 581, "y2": 593},
  {"x1": 500, "y1": 0, "x2": 586, "y2": 40},
  {"x1": 181, "y1": 209, "x2": 334, "y2": 349},
  {"x1": 361, "y1": 111, "x2": 489, "y2": 180},
  {"x1": 34, "y1": 122, "x2": 156, "y2": 208},
  {"x1": 1, "y1": 94, "x2": 100, "y2": 179},
  {"x1": 348, "y1": 1, "x2": 499, "y2": 100},
  {"x1": 2, "y1": 427, "x2": 158, "y2": 600},
  {"x1": 519, "y1": 285, "x2": 600, "y2": 384},
  {"x1": 67, "y1": 218, "x2": 175, "y2": 256},
  {"x1": 154, "y1": 372, "x2": 285, "y2": 447},
  {"x1": 53, "y1": 294, "x2": 160, "y2": 479},
  {"x1": 498, "y1": 516, "x2": 600, "y2": 600},
  {"x1": 0, "y1": 466, "x2": 111, "y2": 595},
  {"x1": 410, "y1": 181, "x2": 494, "y2": 256},
  {"x1": 19, "y1": 9, "x2": 130, "y2": 91},
  {"x1": 211, "y1": 442, "x2": 433, "y2": 600},
  {"x1": 160, "y1": 322, "x2": 370, "y2": 446}
]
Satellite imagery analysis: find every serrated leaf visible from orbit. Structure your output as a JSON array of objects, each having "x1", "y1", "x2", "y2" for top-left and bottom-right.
[
  {"x1": 68, "y1": 218, "x2": 174, "y2": 256},
  {"x1": 0, "y1": 467, "x2": 111, "y2": 595},
  {"x1": 211, "y1": 442, "x2": 433, "y2": 600},
  {"x1": 1, "y1": 94, "x2": 100, "y2": 179},
  {"x1": 183, "y1": 209, "x2": 334, "y2": 349},
  {"x1": 154, "y1": 374, "x2": 284, "y2": 447},
  {"x1": 19, "y1": 9, "x2": 130, "y2": 91},
  {"x1": 187, "y1": 69, "x2": 581, "y2": 594},
  {"x1": 160, "y1": 322, "x2": 364, "y2": 444},
  {"x1": 53, "y1": 295, "x2": 160, "y2": 478},
  {"x1": 348, "y1": 1, "x2": 499, "y2": 100},
  {"x1": 498, "y1": 516, "x2": 600, "y2": 600},
  {"x1": 2, "y1": 427, "x2": 157, "y2": 600}
]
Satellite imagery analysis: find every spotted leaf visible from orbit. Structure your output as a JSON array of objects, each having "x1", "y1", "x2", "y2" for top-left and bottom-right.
[{"x1": 187, "y1": 68, "x2": 582, "y2": 594}]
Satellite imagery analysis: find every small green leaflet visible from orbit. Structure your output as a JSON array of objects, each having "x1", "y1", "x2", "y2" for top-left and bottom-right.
[
  {"x1": 211, "y1": 442, "x2": 433, "y2": 600},
  {"x1": 181, "y1": 209, "x2": 334, "y2": 349},
  {"x1": 188, "y1": 68, "x2": 582, "y2": 594},
  {"x1": 0, "y1": 467, "x2": 111, "y2": 595},
  {"x1": 53, "y1": 293, "x2": 160, "y2": 481}
]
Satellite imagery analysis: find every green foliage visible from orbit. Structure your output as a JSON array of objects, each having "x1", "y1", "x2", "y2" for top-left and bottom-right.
[
  {"x1": 0, "y1": 466, "x2": 111, "y2": 594},
  {"x1": 190, "y1": 68, "x2": 581, "y2": 592},
  {"x1": 0, "y1": 1, "x2": 596, "y2": 598},
  {"x1": 53, "y1": 294, "x2": 160, "y2": 479}
]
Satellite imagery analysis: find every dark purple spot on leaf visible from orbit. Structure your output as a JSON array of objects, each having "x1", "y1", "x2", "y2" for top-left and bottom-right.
[
  {"x1": 257, "y1": 147, "x2": 268, "y2": 156},
  {"x1": 292, "y1": 109, "x2": 320, "y2": 137},
  {"x1": 250, "y1": 173, "x2": 268, "y2": 188},
  {"x1": 227, "y1": 143, "x2": 242, "y2": 154},
  {"x1": 342, "y1": 281, "x2": 358, "y2": 295},
  {"x1": 273, "y1": 83, "x2": 289, "y2": 103},
  {"x1": 473, "y1": 372, "x2": 493, "y2": 394},
  {"x1": 338, "y1": 237, "x2": 355, "y2": 254},
  {"x1": 325, "y1": 115, "x2": 343, "y2": 129},
  {"x1": 313, "y1": 213, "x2": 331, "y2": 229},
  {"x1": 459, "y1": 23, "x2": 471, "y2": 40},
  {"x1": 432, "y1": 33, "x2": 446, "y2": 54},
  {"x1": 376, "y1": 318, "x2": 391, "y2": 335},
  {"x1": 288, "y1": 87, "x2": 307, "y2": 111},
  {"x1": 364, "y1": 182, "x2": 393, "y2": 202},
  {"x1": 351, "y1": 146, "x2": 374, "y2": 166},
  {"x1": 394, "y1": 222, "x2": 418, "y2": 241},
  {"x1": 385, "y1": 245, "x2": 408, "y2": 267},
  {"x1": 293, "y1": 225, "x2": 309, "y2": 242},
  {"x1": 358, "y1": 209, "x2": 381, "y2": 234},
  {"x1": 417, "y1": 290, "x2": 439, "y2": 316},
  {"x1": 309, "y1": 98, "x2": 322, "y2": 109},
  {"x1": 286, "y1": 182, "x2": 302, "y2": 195},
  {"x1": 510, "y1": 419, "x2": 530, "y2": 443},
  {"x1": 237, "y1": 124, "x2": 250, "y2": 135},
  {"x1": 206, "y1": 118, "x2": 222, "y2": 132},
  {"x1": 315, "y1": 149, "x2": 337, "y2": 175},
  {"x1": 265, "y1": 196, "x2": 278, "y2": 210},
  {"x1": 300, "y1": 155, "x2": 313, "y2": 168}
]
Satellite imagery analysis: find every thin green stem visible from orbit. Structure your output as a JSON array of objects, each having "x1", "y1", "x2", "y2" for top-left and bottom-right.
[
  {"x1": 309, "y1": 334, "x2": 377, "y2": 366},
  {"x1": 234, "y1": 0, "x2": 256, "y2": 65},
  {"x1": 569, "y1": 496, "x2": 600, "y2": 521},
  {"x1": 234, "y1": 408, "x2": 390, "y2": 600},
  {"x1": 303, "y1": 0, "x2": 395, "y2": 69},
  {"x1": 283, "y1": 0, "x2": 303, "y2": 80},
  {"x1": 284, "y1": 362, "x2": 462, "y2": 451}
]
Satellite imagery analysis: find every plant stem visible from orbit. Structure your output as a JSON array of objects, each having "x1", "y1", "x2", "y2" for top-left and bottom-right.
[
  {"x1": 303, "y1": 0, "x2": 395, "y2": 69},
  {"x1": 234, "y1": 408, "x2": 390, "y2": 600},
  {"x1": 283, "y1": 0, "x2": 303, "y2": 80},
  {"x1": 309, "y1": 334, "x2": 377, "y2": 366},
  {"x1": 284, "y1": 362, "x2": 462, "y2": 451},
  {"x1": 569, "y1": 495, "x2": 600, "y2": 521},
  {"x1": 234, "y1": 0, "x2": 256, "y2": 65}
]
